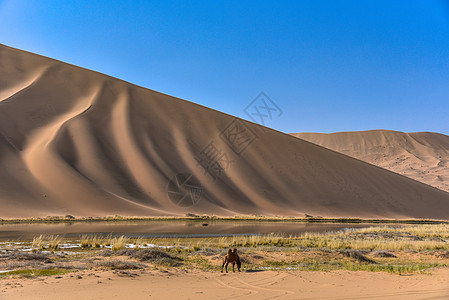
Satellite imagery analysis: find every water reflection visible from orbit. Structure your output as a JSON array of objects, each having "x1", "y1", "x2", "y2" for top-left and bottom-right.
[{"x1": 0, "y1": 221, "x2": 400, "y2": 240}]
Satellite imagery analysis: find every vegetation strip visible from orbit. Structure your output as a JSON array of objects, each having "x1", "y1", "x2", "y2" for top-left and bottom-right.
[{"x1": 0, "y1": 224, "x2": 448, "y2": 278}]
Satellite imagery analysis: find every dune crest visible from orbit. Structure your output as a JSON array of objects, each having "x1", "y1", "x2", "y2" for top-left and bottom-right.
[
  {"x1": 292, "y1": 130, "x2": 449, "y2": 193},
  {"x1": 1, "y1": 44, "x2": 449, "y2": 219}
]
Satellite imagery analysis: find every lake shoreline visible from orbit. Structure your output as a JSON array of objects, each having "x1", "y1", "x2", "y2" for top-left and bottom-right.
[{"x1": 1, "y1": 215, "x2": 448, "y2": 225}]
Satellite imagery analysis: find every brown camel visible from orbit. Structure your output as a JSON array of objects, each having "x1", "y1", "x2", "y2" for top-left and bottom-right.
[{"x1": 221, "y1": 248, "x2": 241, "y2": 273}]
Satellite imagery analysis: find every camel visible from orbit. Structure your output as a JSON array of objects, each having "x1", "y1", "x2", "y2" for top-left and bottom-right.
[{"x1": 221, "y1": 248, "x2": 241, "y2": 273}]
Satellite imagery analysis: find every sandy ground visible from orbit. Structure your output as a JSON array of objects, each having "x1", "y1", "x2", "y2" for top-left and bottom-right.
[{"x1": 2, "y1": 268, "x2": 449, "y2": 300}]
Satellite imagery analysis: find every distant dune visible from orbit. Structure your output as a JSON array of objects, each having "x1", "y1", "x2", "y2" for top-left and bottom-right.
[
  {"x1": 292, "y1": 131, "x2": 449, "y2": 193},
  {"x1": 1, "y1": 44, "x2": 449, "y2": 219}
]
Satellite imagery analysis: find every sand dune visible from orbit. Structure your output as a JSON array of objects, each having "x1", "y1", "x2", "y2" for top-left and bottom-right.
[
  {"x1": 1, "y1": 44, "x2": 449, "y2": 219},
  {"x1": 292, "y1": 131, "x2": 449, "y2": 193}
]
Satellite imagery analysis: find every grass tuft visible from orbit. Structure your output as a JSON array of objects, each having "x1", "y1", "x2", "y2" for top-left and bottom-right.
[
  {"x1": 111, "y1": 236, "x2": 127, "y2": 251},
  {"x1": 0, "y1": 269, "x2": 71, "y2": 278},
  {"x1": 31, "y1": 235, "x2": 62, "y2": 251}
]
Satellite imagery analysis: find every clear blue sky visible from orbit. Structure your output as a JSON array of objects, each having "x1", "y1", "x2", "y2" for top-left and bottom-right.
[{"x1": 1, "y1": 0, "x2": 448, "y2": 134}]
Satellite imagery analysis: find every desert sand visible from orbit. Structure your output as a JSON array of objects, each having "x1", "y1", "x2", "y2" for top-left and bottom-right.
[
  {"x1": 2, "y1": 268, "x2": 449, "y2": 300},
  {"x1": 1, "y1": 43, "x2": 449, "y2": 219},
  {"x1": 292, "y1": 131, "x2": 449, "y2": 193}
]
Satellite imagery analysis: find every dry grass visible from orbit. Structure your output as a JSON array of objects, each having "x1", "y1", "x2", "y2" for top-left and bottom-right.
[
  {"x1": 2, "y1": 223, "x2": 449, "y2": 276},
  {"x1": 47, "y1": 235, "x2": 62, "y2": 251},
  {"x1": 79, "y1": 235, "x2": 129, "y2": 250},
  {"x1": 0, "y1": 269, "x2": 72, "y2": 278},
  {"x1": 355, "y1": 224, "x2": 449, "y2": 237},
  {"x1": 31, "y1": 235, "x2": 62, "y2": 251},
  {"x1": 80, "y1": 235, "x2": 102, "y2": 248},
  {"x1": 134, "y1": 237, "x2": 145, "y2": 249},
  {"x1": 296, "y1": 226, "x2": 449, "y2": 251},
  {"x1": 210, "y1": 225, "x2": 449, "y2": 252},
  {"x1": 25, "y1": 225, "x2": 449, "y2": 253},
  {"x1": 32, "y1": 235, "x2": 44, "y2": 252},
  {"x1": 111, "y1": 236, "x2": 128, "y2": 251},
  {"x1": 218, "y1": 234, "x2": 290, "y2": 248}
]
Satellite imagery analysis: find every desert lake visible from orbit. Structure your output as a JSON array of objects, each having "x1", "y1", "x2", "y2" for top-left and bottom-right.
[{"x1": 0, "y1": 221, "x2": 401, "y2": 240}]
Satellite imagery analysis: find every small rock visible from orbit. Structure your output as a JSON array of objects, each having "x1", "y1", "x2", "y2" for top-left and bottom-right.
[
  {"x1": 372, "y1": 251, "x2": 397, "y2": 258},
  {"x1": 435, "y1": 251, "x2": 449, "y2": 258}
]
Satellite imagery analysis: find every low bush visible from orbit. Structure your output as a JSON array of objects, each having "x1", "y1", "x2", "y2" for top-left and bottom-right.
[{"x1": 96, "y1": 259, "x2": 145, "y2": 270}]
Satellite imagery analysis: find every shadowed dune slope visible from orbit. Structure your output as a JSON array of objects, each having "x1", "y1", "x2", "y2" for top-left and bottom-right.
[
  {"x1": 292, "y1": 131, "x2": 449, "y2": 193},
  {"x1": 1, "y1": 44, "x2": 449, "y2": 219}
]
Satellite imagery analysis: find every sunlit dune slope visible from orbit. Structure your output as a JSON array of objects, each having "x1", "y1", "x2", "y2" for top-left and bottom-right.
[
  {"x1": 1, "y1": 44, "x2": 449, "y2": 219},
  {"x1": 292, "y1": 131, "x2": 449, "y2": 193}
]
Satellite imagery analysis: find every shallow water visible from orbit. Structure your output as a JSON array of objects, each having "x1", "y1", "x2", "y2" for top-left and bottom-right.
[{"x1": 0, "y1": 221, "x2": 398, "y2": 240}]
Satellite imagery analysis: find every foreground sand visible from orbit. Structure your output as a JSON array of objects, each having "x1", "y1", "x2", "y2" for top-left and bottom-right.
[{"x1": 2, "y1": 268, "x2": 449, "y2": 300}]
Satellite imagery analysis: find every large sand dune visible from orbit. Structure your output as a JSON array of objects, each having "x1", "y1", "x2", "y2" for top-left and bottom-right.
[
  {"x1": 292, "y1": 131, "x2": 449, "y2": 193},
  {"x1": 1, "y1": 44, "x2": 449, "y2": 219}
]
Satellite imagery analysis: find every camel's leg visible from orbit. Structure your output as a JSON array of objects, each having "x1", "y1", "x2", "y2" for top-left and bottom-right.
[
  {"x1": 221, "y1": 257, "x2": 228, "y2": 273},
  {"x1": 225, "y1": 261, "x2": 229, "y2": 273},
  {"x1": 232, "y1": 262, "x2": 235, "y2": 272},
  {"x1": 236, "y1": 258, "x2": 241, "y2": 272}
]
